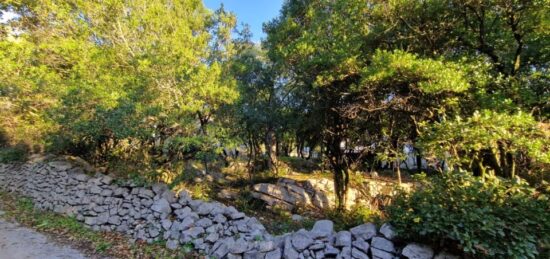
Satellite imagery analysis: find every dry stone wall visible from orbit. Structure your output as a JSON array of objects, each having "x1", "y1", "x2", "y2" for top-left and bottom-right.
[
  {"x1": 0, "y1": 160, "x2": 455, "y2": 259},
  {"x1": 251, "y1": 178, "x2": 359, "y2": 211},
  {"x1": 251, "y1": 178, "x2": 414, "y2": 211}
]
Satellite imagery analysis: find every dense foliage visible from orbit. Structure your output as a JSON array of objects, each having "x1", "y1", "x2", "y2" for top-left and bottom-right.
[
  {"x1": 420, "y1": 110, "x2": 550, "y2": 178},
  {"x1": 387, "y1": 172, "x2": 549, "y2": 258},
  {"x1": 1, "y1": 0, "x2": 237, "y2": 170},
  {"x1": 265, "y1": 0, "x2": 549, "y2": 207}
]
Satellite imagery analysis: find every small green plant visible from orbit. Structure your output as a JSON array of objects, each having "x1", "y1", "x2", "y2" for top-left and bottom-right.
[
  {"x1": 17, "y1": 198, "x2": 34, "y2": 211},
  {"x1": 325, "y1": 205, "x2": 381, "y2": 231},
  {"x1": 36, "y1": 219, "x2": 52, "y2": 229},
  {"x1": 95, "y1": 241, "x2": 113, "y2": 253},
  {"x1": 387, "y1": 171, "x2": 550, "y2": 258},
  {"x1": 232, "y1": 190, "x2": 264, "y2": 214},
  {"x1": 182, "y1": 242, "x2": 194, "y2": 253},
  {"x1": 254, "y1": 235, "x2": 263, "y2": 242},
  {"x1": 260, "y1": 208, "x2": 316, "y2": 235},
  {"x1": 126, "y1": 172, "x2": 150, "y2": 187},
  {"x1": 188, "y1": 182, "x2": 213, "y2": 201},
  {"x1": 0, "y1": 146, "x2": 28, "y2": 163}
]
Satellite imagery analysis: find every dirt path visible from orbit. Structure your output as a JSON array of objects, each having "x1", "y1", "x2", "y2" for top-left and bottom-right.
[{"x1": 0, "y1": 210, "x2": 88, "y2": 259}]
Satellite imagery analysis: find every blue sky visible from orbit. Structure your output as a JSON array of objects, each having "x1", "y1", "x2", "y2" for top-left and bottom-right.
[
  {"x1": 2, "y1": 1, "x2": 285, "y2": 41},
  {"x1": 0, "y1": 10, "x2": 18, "y2": 23},
  {"x1": 204, "y1": 0, "x2": 284, "y2": 42}
]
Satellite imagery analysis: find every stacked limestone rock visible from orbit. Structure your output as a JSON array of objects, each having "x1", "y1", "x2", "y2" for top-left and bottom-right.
[
  {"x1": 279, "y1": 220, "x2": 444, "y2": 259},
  {"x1": 0, "y1": 161, "x2": 455, "y2": 259},
  {"x1": 251, "y1": 178, "x2": 360, "y2": 210},
  {"x1": 251, "y1": 177, "x2": 414, "y2": 212},
  {"x1": 0, "y1": 162, "x2": 273, "y2": 257}
]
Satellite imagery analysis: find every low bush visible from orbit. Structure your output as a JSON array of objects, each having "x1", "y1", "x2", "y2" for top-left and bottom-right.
[
  {"x1": 325, "y1": 205, "x2": 382, "y2": 231},
  {"x1": 387, "y1": 172, "x2": 549, "y2": 258},
  {"x1": 0, "y1": 146, "x2": 28, "y2": 163}
]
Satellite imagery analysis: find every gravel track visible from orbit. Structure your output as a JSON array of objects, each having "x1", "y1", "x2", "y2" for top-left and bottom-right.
[{"x1": 0, "y1": 211, "x2": 87, "y2": 259}]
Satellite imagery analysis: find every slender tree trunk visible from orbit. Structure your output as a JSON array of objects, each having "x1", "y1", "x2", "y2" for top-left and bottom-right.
[
  {"x1": 197, "y1": 111, "x2": 209, "y2": 173},
  {"x1": 300, "y1": 140, "x2": 305, "y2": 158},
  {"x1": 508, "y1": 153, "x2": 516, "y2": 178},
  {"x1": 319, "y1": 140, "x2": 324, "y2": 162},
  {"x1": 197, "y1": 111, "x2": 209, "y2": 136},
  {"x1": 498, "y1": 143, "x2": 515, "y2": 178},
  {"x1": 489, "y1": 150, "x2": 502, "y2": 176},
  {"x1": 306, "y1": 144, "x2": 314, "y2": 160},
  {"x1": 415, "y1": 147, "x2": 423, "y2": 173},
  {"x1": 220, "y1": 149, "x2": 229, "y2": 166},
  {"x1": 476, "y1": 151, "x2": 486, "y2": 177},
  {"x1": 471, "y1": 151, "x2": 485, "y2": 177},
  {"x1": 479, "y1": 160, "x2": 486, "y2": 177},
  {"x1": 395, "y1": 157, "x2": 402, "y2": 185},
  {"x1": 276, "y1": 138, "x2": 281, "y2": 156},
  {"x1": 247, "y1": 134, "x2": 255, "y2": 184},
  {"x1": 326, "y1": 127, "x2": 349, "y2": 211},
  {"x1": 265, "y1": 127, "x2": 278, "y2": 174},
  {"x1": 504, "y1": 150, "x2": 516, "y2": 178}
]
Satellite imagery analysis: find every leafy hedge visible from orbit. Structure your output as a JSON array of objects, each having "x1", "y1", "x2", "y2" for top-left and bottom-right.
[{"x1": 387, "y1": 172, "x2": 549, "y2": 258}]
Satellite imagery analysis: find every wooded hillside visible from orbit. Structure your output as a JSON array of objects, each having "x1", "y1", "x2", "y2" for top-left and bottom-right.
[{"x1": 1, "y1": 1, "x2": 549, "y2": 257}]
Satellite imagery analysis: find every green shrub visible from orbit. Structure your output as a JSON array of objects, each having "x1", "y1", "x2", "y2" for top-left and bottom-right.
[
  {"x1": 0, "y1": 146, "x2": 28, "y2": 163},
  {"x1": 387, "y1": 172, "x2": 549, "y2": 258},
  {"x1": 325, "y1": 205, "x2": 382, "y2": 231}
]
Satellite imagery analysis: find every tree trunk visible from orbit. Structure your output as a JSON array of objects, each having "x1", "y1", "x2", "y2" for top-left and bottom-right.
[
  {"x1": 508, "y1": 153, "x2": 516, "y2": 178},
  {"x1": 326, "y1": 131, "x2": 349, "y2": 211},
  {"x1": 265, "y1": 127, "x2": 278, "y2": 174},
  {"x1": 197, "y1": 111, "x2": 210, "y2": 173},
  {"x1": 395, "y1": 158, "x2": 402, "y2": 185},
  {"x1": 498, "y1": 143, "x2": 516, "y2": 178},
  {"x1": 247, "y1": 134, "x2": 255, "y2": 184},
  {"x1": 197, "y1": 111, "x2": 209, "y2": 136},
  {"x1": 415, "y1": 148, "x2": 423, "y2": 173},
  {"x1": 471, "y1": 151, "x2": 485, "y2": 177},
  {"x1": 276, "y1": 138, "x2": 281, "y2": 156},
  {"x1": 306, "y1": 145, "x2": 314, "y2": 160},
  {"x1": 297, "y1": 139, "x2": 304, "y2": 158},
  {"x1": 319, "y1": 140, "x2": 324, "y2": 162},
  {"x1": 488, "y1": 149, "x2": 502, "y2": 176},
  {"x1": 220, "y1": 149, "x2": 230, "y2": 166}
]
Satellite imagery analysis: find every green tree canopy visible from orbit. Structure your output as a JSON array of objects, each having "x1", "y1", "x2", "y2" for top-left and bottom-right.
[{"x1": 1, "y1": 0, "x2": 238, "y2": 163}]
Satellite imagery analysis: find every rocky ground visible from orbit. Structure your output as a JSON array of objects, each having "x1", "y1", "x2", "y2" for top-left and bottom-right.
[{"x1": 0, "y1": 210, "x2": 87, "y2": 259}]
